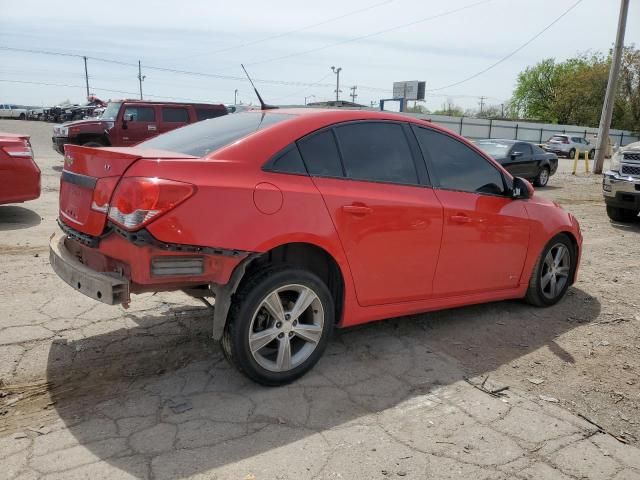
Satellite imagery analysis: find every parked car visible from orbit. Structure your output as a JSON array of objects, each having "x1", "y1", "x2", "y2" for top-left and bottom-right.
[
  {"x1": 0, "y1": 133, "x2": 40, "y2": 205},
  {"x1": 543, "y1": 134, "x2": 595, "y2": 159},
  {"x1": 475, "y1": 139, "x2": 558, "y2": 187},
  {"x1": 0, "y1": 104, "x2": 27, "y2": 120},
  {"x1": 49, "y1": 109, "x2": 582, "y2": 385},
  {"x1": 603, "y1": 140, "x2": 640, "y2": 222},
  {"x1": 51, "y1": 100, "x2": 228, "y2": 154}
]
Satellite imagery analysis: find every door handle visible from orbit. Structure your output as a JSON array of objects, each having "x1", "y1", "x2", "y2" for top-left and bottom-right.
[
  {"x1": 342, "y1": 205, "x2": 372, "y2": 215},
  {"x1": 450, "y1": 214, "x2": 472, "y2": 223}
]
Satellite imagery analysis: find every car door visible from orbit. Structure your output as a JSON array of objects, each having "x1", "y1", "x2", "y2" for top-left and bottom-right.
[
  {"x1": 298, "y1": 122, "x2": 443, "y2": 307},
  {"x1": 159, "y1": 106, "x2": 191, "y2": 135},
  {"x1": 119, "y1": 104, "x2": 158, "y2": 146},
  {"x1": 412, "y1": 126, "x2": 530, "y2": 296},
  {"x1": 0, "y1": 105, "x2": 9, "y2": 118}
]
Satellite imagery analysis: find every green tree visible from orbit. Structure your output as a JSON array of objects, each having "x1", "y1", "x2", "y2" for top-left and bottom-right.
[{"x1": 509, "y1": 47, "x2": 640, "y2": 133}]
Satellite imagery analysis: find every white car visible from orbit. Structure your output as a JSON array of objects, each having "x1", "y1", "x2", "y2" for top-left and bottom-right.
[
  {"x1": 0, "y1": 104, "x2": 27, "y2": 120},
  {"x1": 544, "y1": 134, "x2": 595, "y2": 159}
]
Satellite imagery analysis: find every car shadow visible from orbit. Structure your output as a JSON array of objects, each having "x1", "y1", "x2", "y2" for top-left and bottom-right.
[
  {"x1": 45, "y1": 287, "x2": 600, "y2": 479},
  {"x1": 0, "y1": 205, "x2": 42, "y2": 231},
  {"x1": 609, "y1": 219, "x2": 640, "y2": 233}
]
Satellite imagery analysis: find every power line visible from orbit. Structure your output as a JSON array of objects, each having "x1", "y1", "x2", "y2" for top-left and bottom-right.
[
  {"x1": 427, "y1": 0, "x2": 583, "y2": 92},
  {"x1": 168, "y1": 0, "x2": 395, "y2": 61},
  {"x1": 0, "y1": 79, "x2": 210, "y2": 102},
  {"x1": 245, "y1": 0, "x2": 492, "y2": 67}
]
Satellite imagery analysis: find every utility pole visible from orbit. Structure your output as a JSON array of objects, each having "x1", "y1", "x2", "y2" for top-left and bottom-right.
[
  {"x1": 594, "y1": 0, "x2": 629, "y2": 174},
  {"x1": 234, "y1": 89, "x2": 238, "y2": 105},
  {"x1": 501, "y1": 103, "x2": 505, "y2": 118},
  {"x1": 331, "y1": 66, "x2": 342, "y2": 102},
  {"x1": 349, "y1": 85, "x2": 358, "y2": 103},
  {"x1": 82, "y1": 56, "x2": 90, "y2": 98},
  {"x1": 304, "y1": 95, "x2": 315, "y2": 105},
  {"x1": 478, "y1": 96, "x2": 487, "y2": 115},
  {"x1": 137, "y1": 60, "x2": 145, "y2": 100}
]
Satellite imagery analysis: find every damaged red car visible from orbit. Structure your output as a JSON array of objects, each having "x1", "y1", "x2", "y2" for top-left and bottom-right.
[
  {"x1": 50, "y1": 109, "x2": 582, "y2": 385},
  {"x1": 0, "y1": 132, "x2": 41, "y2": 206}
]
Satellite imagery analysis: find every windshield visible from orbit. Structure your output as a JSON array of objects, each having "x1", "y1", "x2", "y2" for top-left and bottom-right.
[
  {"x1": 139, "y1": 112, "x2": 295, "y2": 157},
  {"x1": 100, "y1": 102, "x2": 122, "y2": 120},
  {"x1": 475, "y1": 141, "x2": 512, "y2": 158}
]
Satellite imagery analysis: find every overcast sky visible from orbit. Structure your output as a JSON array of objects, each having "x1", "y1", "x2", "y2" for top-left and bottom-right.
[{"x1": 1, "y1": 0, "x2": 638, "y2": 110}]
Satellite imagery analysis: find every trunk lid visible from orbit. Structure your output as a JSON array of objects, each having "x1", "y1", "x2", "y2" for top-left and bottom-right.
[{"x1": 59, "y1": 145, "x2": 193, "y2": 236}]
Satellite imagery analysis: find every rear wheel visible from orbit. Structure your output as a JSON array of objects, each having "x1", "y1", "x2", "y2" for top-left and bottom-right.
[
  {"x1": 525, "y1": 235, "x2": 575, "y2": 307},
  {"x1": 606, "y1": 206, "x2": 639, "y2": 222},
  {"x1": 221, "y1": 267, "x2": 334, "y2": 386},
  {"x1": 533, "y1": 166, "x2": 550, "y2": 187},
  {"x1": 18, "y1": 113, "x2": 26, "y2": 120},
  {"x1": 568, "y1": 148, "x2": 576, "y2": 159},
  {"x1": 82, "y1": 140, "x2": 106, "y2": 148}
]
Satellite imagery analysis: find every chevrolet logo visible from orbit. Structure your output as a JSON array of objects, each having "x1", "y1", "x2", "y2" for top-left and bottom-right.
[{"x1": 64, "y1": 155, "x2": 74, "y2": 167}]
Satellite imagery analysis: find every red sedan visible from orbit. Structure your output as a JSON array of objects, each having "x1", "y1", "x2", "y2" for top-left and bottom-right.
[
  {"x1": 0, "y1": 133, "x2": 41, "y2": 205},
  {"x1": 50, "y1": 109, "x2": 582, "y2": 385}
]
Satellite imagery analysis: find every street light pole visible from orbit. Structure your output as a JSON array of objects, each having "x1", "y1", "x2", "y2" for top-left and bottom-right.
[
  {"x1": 331, "y1": 66, "x2": 342, "y2": 102},
  {"x1": 137, "y1": 60, "x2": 145, "y2": 100},
  {"x1": 593, "y1": 0, "x2": 630, "y2": 174}
]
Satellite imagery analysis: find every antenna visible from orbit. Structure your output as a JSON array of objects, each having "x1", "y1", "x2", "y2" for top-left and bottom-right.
[{"x1": 240, "y1": 64, "x2": 278, "y2": 110}]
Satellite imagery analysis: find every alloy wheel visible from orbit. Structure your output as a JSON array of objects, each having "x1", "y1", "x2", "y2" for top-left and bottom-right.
[
  {"x1": 540, "y1": 243, "x2": 571, "y2": 300},
  {"x1": 248, "y1": 284, "x2": 324, "y2": 372},
  {"x1": 538, "y1": 168, "x2": 549, "y2": 186}
]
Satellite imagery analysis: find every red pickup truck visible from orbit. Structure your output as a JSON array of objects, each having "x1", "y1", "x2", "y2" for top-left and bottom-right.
[{"x1": 52, "y1": 100, "x2": 227, "y2": 154}]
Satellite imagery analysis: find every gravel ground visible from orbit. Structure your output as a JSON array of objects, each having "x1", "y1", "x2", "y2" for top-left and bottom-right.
[{"x1": 0, "y1": 119, "x2": 638, "y2": 479}]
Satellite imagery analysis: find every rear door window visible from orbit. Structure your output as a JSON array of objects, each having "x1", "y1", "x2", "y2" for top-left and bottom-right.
[
  {"x1": 413, "y1": 126, "x2": 505, "y2": 196},
  {"x1": 123, "y1": 106, "x2": 155, "y2": 122},
  {"x1": 162, "y1": 107, "x2": 189, "y2": 123},
  {"x1": 515, "y1": 143, "x2": 532, "y2": 155},
  {"x1": 334, "y1": 122, "x2": 418, "y2": 185},
  {"x1": 297, "y1": 130, "x2": 344, "y2": 178}
]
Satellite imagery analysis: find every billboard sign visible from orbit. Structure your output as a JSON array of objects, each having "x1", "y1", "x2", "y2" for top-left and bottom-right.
[{"x1": 392, "y1": 81, "x2": 426, "y2": 100}]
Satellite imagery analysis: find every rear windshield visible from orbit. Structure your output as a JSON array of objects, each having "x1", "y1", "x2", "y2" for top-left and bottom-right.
[
  {"x1": 139, "y1": 112, "x2": 294, "y2": 157},
  {"x1": 475, "y1": 141, "x2": 512, "y2": 157}
]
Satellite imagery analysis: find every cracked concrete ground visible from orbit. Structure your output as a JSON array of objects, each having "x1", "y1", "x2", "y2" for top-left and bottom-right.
[{"x1": 1, "y1": 120, "x2": 639, "y2": 479}]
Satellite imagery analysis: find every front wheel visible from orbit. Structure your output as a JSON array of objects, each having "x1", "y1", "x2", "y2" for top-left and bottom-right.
[
  {"x1": 221, "y1": 267, "x2": 334, "y2": 386},
  {"x1": 606, "y1": 206, "x2": 639, "y2": 222},
  {"x1": 589, "y1": 149, "x2": 595, "y2": 159},
  {"x1": 82, "y1": 140, "x2": 106, "y2": 148},
  {"x1": 533, "y1": 166, "x2": 550, "y2": 187},
  {"x1": 568, "y1": 148, "x2": 576, "y2": 159},
  {"x1": 525, "y1": 235, "x2": 575, "y2": 307}
]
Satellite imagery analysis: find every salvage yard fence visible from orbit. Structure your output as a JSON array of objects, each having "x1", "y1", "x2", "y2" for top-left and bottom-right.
[{"x1": 403, "y1": 113, "x2": 639, "y2": 147}]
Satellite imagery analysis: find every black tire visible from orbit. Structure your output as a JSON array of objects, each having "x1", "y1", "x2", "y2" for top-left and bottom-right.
[
  {"x1": 533, "y1": 166, "x2": 550, "y2": 187},
  {"x1": 221, "y1": 266, "x2": 335, "y2": 386},
  {"x1": 18, "y1": 113, "x2": 26, "y2": 120},
  {"x1": 82, "y1": 140, "x2": 106, "y2": 148},
  {"x1": 525, "y1": 234, "x2": 575, "y2": 307},
  {"x1": 606, "y1": 206, "x2": 639, "y2": 222},
  {"x1": 568, "y1": 148, "x2": 576, "y2": 159},
  {"x1": 589, "y1": 149, "x2": 595, "y2": 159}
]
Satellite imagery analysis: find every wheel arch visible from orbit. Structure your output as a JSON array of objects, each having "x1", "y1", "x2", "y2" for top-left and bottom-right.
[{"x1": 211, "y1": 241, "x2": 348, "y2": 340}]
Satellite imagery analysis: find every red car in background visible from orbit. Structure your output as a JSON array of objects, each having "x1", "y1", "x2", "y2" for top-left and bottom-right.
[
  {"x1": 0, "y1": 133, "x2": 41, "y2": 205},
  {"x1": 49, "y1": 109, "x2": 582, "y2": 385}
]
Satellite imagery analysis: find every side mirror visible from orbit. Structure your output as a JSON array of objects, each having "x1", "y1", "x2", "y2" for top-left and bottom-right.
[
  {"x1": 511, "y1": 177, "x2": 533, "y2": 200},
  {"x1": 510, "y1": 151, "x2": 523, "y2": 160}
]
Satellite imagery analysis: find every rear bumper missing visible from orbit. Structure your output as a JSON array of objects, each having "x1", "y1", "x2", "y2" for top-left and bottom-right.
[{"x1": 49, "y1": 233, "x2": 130, "y2": 305}]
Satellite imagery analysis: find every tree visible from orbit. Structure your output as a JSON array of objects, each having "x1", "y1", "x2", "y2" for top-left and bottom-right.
[
  {"x1": 432, "y1": 98, "x2": 464, "y2": 117},
  {"x1": 509, "y1": 47, "x2": 640, "y2": 133}
]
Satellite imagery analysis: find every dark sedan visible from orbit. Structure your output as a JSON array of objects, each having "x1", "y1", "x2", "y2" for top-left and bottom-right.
[{"x1": 475, "y1": 139, "x2": 558, "y2": 187}]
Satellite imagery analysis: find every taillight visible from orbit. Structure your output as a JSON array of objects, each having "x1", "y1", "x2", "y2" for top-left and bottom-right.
[
  {"x1": 108, "y1": 177, "x2": 195, "y2": 231},
  {"x1": 3, "y1": 139, "x2": 33, "y2": 158},
  {"x1": 91, "y1": 177, "x2": 120, "y2": 213}
]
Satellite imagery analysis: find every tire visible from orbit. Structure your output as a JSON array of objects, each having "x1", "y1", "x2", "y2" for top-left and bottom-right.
[
  {"x1": 568, "y1": 148, "x2": 576, "y2": 159},
  {"x1": 221, "y1": 266, "x2": 335, "y2": 386},
  {"x1": 82, "y1": 140, "x2": 106, "y2": 148},
  {"x1": 18, "y1": 113, "x2": 26, "y2": 120},
  {"x1": 589, "y1": 149, "x2": 595, "y2": 159},
  {"x1": 606, "y1": 206, "x2": 639, "y2": 222},
  {"x1": 533, "y1": 166, "x2": 550, "y2": 187},
  {"x1": 525, "y1": 234, "x2": 575, "y2": 307}
]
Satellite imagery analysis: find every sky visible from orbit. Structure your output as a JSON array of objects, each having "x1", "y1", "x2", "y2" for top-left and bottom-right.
[{"x1": 0, "y1": 0, "x2": 638, "y2": 111}]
